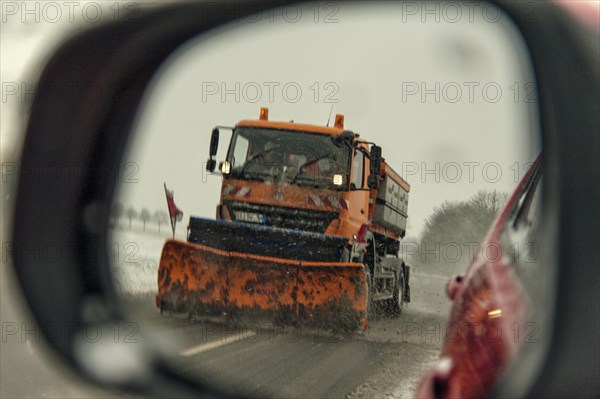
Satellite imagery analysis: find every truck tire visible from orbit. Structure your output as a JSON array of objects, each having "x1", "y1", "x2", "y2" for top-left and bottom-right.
[{"x1": 385, "y1": 270, "x2": 404, "y2": 316}]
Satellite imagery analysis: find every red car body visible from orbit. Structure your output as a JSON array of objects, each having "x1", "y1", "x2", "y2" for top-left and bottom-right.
[{"x1": 416, "y1": 155, "x2": 542, "y2": 399}]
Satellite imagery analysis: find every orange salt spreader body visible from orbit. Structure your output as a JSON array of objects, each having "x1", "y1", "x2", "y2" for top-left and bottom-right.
[{"x1": 157, "y1": 108, "x2": 411, "y2": 332}]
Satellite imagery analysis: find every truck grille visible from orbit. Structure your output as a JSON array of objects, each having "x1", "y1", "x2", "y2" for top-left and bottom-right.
[{"x1": 224, "y1": 201, "x2": 338, "y2": 233}]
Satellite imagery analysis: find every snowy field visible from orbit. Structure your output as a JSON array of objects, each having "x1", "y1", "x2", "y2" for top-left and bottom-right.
[{"x1": 109, "y1": 223, "x2": 186, "y2": 296}]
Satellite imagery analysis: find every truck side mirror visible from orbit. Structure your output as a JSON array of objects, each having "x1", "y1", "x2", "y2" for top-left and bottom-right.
[
  {"x1": 367, "y1": 175, "x2": 379, "y2": 189},
  {"x1": 206, "y1": 128, "x2": 220, "y2": 172},
  {"x1": 368, "y1": 145, "x2": 382, "y2": 189}
]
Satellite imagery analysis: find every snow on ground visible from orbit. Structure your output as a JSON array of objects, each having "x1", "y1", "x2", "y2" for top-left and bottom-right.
[{"x1": 109, "y1": 223, "x2": 186, "y2": 296}]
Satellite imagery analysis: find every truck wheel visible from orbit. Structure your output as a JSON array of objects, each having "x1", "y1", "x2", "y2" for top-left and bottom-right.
[{"x1": 386, "y1": 271, "x2": 404, "y2": 316}]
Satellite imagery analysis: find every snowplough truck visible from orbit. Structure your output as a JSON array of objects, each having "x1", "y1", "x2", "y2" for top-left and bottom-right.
[{"x1": 157, "y1": 108, "x2": 411, "y2": 332}]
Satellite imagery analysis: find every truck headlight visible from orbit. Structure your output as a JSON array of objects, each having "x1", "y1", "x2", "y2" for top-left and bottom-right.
[
  {"x1": 333, "y1": 174, "x2": 343, "y2": 186},
  {"x1": 220, "y1": 161, "x2": 231, "y2": 174}
]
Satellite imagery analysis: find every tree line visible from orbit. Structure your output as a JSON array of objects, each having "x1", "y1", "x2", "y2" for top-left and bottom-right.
[
  {"x1": 109, "y1": 203, "x2": 170, "y2": 233},
  {"x1": 406, "y1": 189, "x2": 509, "y2": 276}
]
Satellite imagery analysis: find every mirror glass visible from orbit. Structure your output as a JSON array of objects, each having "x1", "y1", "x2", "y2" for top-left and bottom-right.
[{"x1": 110, "y1": 2, "x2": 540, "y2": 397}]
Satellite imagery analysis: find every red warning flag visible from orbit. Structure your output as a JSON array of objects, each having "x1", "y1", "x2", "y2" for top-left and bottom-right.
[{"x1": 164, "y1": 183, "x2": 183, "y2": 237}]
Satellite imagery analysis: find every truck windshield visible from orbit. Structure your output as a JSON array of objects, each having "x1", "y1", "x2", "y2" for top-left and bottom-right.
[{"x1": 227, "y1": 127, "x2": 350, "y2": 190}]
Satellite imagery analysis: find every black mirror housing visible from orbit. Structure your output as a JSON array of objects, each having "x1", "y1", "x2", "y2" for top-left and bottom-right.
[
  {"x1": 209, "y1": 128, "x2": 220, "y2": 156},
  {"x1": 368, "y1": 145, "x2": 383, "y2": 188},
  {"x1": 367, "y1": 174, "x2": 379, "y2": 189},
  {"x1": 206, "y1": 159, "x2": 217, "y2": 172},
  {"x1": 207, "y1": 128, "x2": 220, "y2": 172},
  {"x1": 369, "y1": 145, "x2": 382, "y2": 174},
  {"x1": 8, "y1": 2, "x2": 599, "y2": 399}
]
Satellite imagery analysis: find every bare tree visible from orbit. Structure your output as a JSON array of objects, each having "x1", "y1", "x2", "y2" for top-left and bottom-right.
[
  {"x1": 111, "y1": 202, "x2": 123, "y2": 228},
  {"x1": 125, "y1": 206, "x2": 137, "y2": 229},
  {"x1": 153, "y1": 210, "x2": 169, "y2": 233},
  {"x1": 469, "y1": 190, "x2": 508, "y2": 215},
  {"x1": 140, "y1": 208, "x2": 151, "y2": 231}
]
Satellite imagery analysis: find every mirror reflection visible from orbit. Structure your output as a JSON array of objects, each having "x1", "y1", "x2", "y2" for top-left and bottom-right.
[{"x1": 110, "y1": 2, "x2": 540, "y2": 397}]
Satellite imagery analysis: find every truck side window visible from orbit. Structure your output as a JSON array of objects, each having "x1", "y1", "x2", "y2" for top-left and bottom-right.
[
  {"x1": 352, "y1": 151, "x2": 364, "y2": 189},
  {"x1": 231, "y1": 135, "x2": 249, "y2": 169}
]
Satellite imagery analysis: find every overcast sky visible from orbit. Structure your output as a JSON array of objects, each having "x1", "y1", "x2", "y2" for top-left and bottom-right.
[
  {"x1": 2, "y1": 1, "x2": 541, "y2": 236},
  {"x1": 117, "y1": 2, "x2": 539, "y2": 235}
]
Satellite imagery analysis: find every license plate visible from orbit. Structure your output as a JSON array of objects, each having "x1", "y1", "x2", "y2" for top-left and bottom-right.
[{"x1": 235, "y1": 211, "x2": 266, "y2": 224}]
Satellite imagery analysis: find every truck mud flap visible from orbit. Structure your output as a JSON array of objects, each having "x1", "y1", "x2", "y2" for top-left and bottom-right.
[{"x1": 158, "y1": 239, "x2": 367, "y2": 333}]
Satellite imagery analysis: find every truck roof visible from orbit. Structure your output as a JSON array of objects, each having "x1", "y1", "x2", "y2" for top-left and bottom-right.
[{"x1": 237, "y1": 120, "x2": 346, "y2": 136}]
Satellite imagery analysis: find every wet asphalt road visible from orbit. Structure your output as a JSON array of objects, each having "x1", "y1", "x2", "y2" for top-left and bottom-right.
[
  {"x1": 122, "y1": 271, "x2": 452, "y2": 399},
  {"x1": 1, "y1": 266, "x2": 451, "y2": 399}
]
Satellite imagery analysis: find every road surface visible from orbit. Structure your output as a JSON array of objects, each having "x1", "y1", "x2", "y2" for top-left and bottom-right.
[
  {"x1": 121, "y1": 271, "x2": 451, "y2": 399},
  {"x1": 2, "y1": 233, "x2": 451, "y2": 399}
]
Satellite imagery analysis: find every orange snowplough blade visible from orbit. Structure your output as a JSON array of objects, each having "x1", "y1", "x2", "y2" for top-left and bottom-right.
[{"x1": 157, "y1": 239, "x2": 368, "y2": 332}]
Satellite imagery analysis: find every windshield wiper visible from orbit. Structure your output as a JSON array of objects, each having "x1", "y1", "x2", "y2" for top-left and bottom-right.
[
  {"x1": 287, "y1": 153, "x2": 334, "y2": 186},
  {"x1": 239, "y1": 148, "x2": 275, "y2": 178}
]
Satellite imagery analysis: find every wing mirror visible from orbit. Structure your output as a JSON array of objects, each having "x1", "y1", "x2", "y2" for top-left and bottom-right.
[
  {"x1": 8, "y1": 1, "x2": 599, "y2": 399},
  {"x1": 206, "y1": 127, "x2": 220, "y2": 172},
  {"x1": 368, "y1": 145, "x2": 382, "y2": 189}
]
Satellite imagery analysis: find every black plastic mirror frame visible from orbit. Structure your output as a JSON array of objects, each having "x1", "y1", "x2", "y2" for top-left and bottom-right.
[
  {"x1": 10, "y1": 1, "x2": 599, "y2": 398},
  {"x1": 207, "y1": 128, "x2": 220, "y2": 172},
  {"x1": 210, "y1": 128, "x2": 219, "y2": 155},
  {"x1": 368, "y1": 145, "x2": 383, "y2": 189}
]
